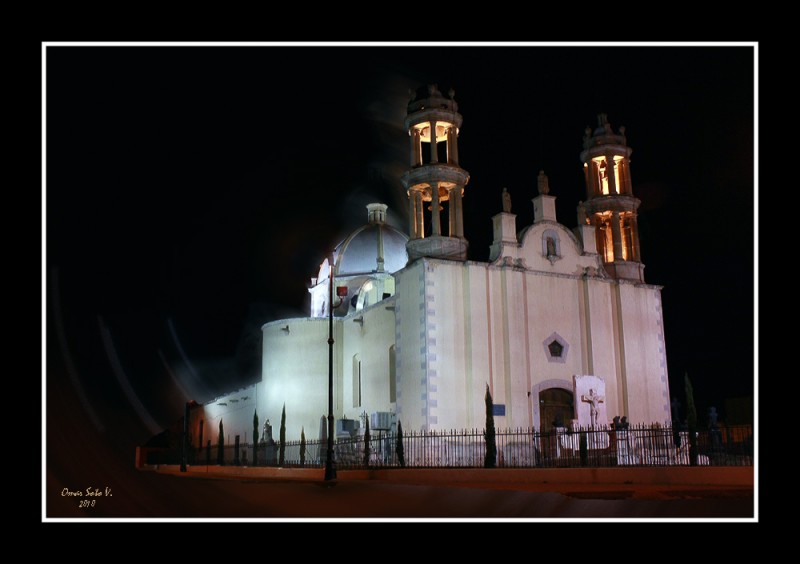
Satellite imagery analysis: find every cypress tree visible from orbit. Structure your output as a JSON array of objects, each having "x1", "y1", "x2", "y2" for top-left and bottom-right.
[
  {"x1": 279, "y1": 404, "x2": 286, "y2": 466},
  {"x1": 217, "y1": 419, "x2": 225, "y2": 466},
  {"x1": 252, "y1": 409, "x2": 259, "y2": 466},
  {"x1": 484, "y1": 384, "x2": 497, "y2": 468},
  {"x1": 363, "y1": 416, "x2": 371, "y2": 467},
  {"x1": 300, "y1": 427, "x2": 306, "y2": 467},
  {"x1": 395, "y1": 421, "x2": 405, "y2": 467}
]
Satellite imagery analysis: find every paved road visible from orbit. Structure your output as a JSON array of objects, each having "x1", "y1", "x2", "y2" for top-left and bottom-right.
[{"x1": 47, "y1": 470, "x2": 754, "y2": 520}]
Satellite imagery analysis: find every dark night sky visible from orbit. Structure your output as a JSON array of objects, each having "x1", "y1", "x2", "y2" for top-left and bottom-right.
[{"x1": 45, "y1": 44, "x2": 755, "y2": 489}]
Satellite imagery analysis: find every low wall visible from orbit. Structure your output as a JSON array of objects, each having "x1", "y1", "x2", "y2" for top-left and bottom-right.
[
  {"x1": 143, "y1": 464, "x2": 752, "y2": 487},
  {"x1": 364, "y1": 466, "x2": 753, "y2": 487}
]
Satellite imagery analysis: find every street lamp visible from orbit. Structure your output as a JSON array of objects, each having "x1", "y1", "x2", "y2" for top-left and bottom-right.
[{"x1": 325, "y1": 252, "x2": 347, "y2": 481}]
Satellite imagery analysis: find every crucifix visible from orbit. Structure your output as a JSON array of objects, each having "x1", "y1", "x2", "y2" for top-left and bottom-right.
[{"x1": 581, "y1": 388, "x2": 605, "y2": 427}]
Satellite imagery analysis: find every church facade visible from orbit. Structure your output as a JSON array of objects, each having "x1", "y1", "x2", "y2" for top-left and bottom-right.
[{"x1": 187, "y1": 85, "x2": 671, "y2": 445}]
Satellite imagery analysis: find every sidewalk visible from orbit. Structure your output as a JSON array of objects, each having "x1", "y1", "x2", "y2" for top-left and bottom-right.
[{"x1": 143, "y1": 464, "x2": 754, "y2": 501}]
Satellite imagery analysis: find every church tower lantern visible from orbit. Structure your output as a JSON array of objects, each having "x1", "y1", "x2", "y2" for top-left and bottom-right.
[
  {"x1": 401, "y1": 84, "x2": 471, "y2": 261},
  {"x1": 578, "y1": 114, "x2": 644, "y2": 282}
]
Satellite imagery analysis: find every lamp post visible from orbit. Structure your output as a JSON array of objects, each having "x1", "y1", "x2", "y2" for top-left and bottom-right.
[
  {"x1": 324, "y1": 252, "x2": 338, "y2": 481},
  {"x1": 180, "y1": 401, "x2": 188, "y2": 472}
]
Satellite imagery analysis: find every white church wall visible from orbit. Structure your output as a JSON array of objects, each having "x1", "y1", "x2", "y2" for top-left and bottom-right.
[
  {"x1": 340, "y1": 297, "x2": 397, "y2": 424},
  {"x1": 461, "y1": 262, "x2": 493, "y2": 430},
  {"x1": 499, "y1": 266, "x2": 534, "y2": 430},
  {"x1": 485, "y1": 265, "x2": 509, "y2": 429},
  {"x1": 616, "y1": 283, "x2": 671, "y2": 424},
  {"x1": 481, "y1": 264, "x2": 538, "y2": 431},
  {"x1": 525, "y1": 272, "x2": 585, "y2": 422},
  {"x1": 436, "y1": 261, "x2": 516, "y2": 432},
  {"x1": 261, "y1": 318, "x2": 332, "y2": 442},
  {"x1": 420, "y1": 259, "x2": 471, "y2": 431},
  {"x1": 583, "y1": 279, "x2": 622, "y2": 420},
  {"x1": 400, "y1": 258, "x2": 650, "y2": 433},
  {"x1": 394, "y1": 260, "x2": 428, "y2": 432}
]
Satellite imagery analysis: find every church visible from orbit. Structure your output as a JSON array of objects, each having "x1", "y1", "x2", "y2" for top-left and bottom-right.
[{"x1": 187, "y1": 84, "x2": 671, "y2": 445}]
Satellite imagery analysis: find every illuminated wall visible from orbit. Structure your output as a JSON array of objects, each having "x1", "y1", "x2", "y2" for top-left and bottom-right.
[
  {"x1": 252, "y1": 297, "x2": 400, "y2": 443},
  {"x1": 339, "y1": 297, "x2": 398, "y2": 423},
  {"x1": 187, "y1": 382, "x2": 261, "y2": 452},
  {"x1": 259, "y1": 318, "x2": 335, "y2": 443},
  {"x1": 390, "y1": 210, "x2": 670, "y2": 433},
  {"x1": 393, "y1": 261, "x2": 670, "y2": 431},
  {"x1": 615, "y1": 283, "x2": 671, "y2": 423}
]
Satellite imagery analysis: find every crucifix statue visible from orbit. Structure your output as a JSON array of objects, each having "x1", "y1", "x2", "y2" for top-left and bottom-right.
[{"x1": 581, "y1": 388, "x2": 605, "y2": 427}]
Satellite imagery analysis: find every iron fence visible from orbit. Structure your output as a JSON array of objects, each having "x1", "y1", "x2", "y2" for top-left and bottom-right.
[{"x1": 145, "y1": 423, "x2": 753, "y2": 469}]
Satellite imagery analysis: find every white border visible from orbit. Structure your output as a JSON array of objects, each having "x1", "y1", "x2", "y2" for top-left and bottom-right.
[{"x1": 42, "y1": 41, "x2": 759, "y2": 524}]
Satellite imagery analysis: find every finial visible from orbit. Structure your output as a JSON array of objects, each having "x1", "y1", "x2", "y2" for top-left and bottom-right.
[
  {"x1": 408, "y1": 88, "x2": 416, "y2": 101},
  {"x1": 502, "y1": 187, "x2": 512, "y2": 213},
  {"x1": 537, "y1": 170, "x2": 550, "y2": 195},
  {"x1": 597, "y1": 113, "x2": 608, "y2": 127},
  {"x1": 577, "y1": 202, "x2": 588, "y2": 225},
  {"x1": 428, "y1": 83, "x2": 440, "y2": 95},
  {"x1": 448, "y1": 87, "x2": 455, "y2": 99}
]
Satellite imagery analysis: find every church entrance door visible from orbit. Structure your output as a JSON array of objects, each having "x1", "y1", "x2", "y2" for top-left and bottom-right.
[
  {"x1": 539, "y1": 388, "x2": 574, "y2": 461},
  {"x1": 539, "y1": 388, "x2": 574, "y2": 430}
]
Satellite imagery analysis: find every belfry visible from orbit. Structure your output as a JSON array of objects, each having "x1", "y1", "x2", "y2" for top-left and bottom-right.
[
  {"x1": 578, "y1": 114, "x2": 644, "y2": 282},
  {"x1": 401, "y1": 84, "x2": 471, "y2": 261}
]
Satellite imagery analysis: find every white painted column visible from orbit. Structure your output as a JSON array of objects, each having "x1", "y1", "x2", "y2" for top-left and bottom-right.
[{"x1": 607, "y1": 153, "x2": 618, "y2": 195}]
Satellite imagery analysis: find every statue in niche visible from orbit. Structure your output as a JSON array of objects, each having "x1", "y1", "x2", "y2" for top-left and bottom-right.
[
  {"x1": 502, "y1": 187, "x2": 512, "y2": 213},
  {"x1": 546, "y1": 237, "x2": 557, "y2": 257}
]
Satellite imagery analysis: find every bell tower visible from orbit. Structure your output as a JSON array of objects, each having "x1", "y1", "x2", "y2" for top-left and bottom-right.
[
  {"x1": 578, "y1": 114, "x2": 644, "y2": 282},
  {"x1": 401, "y1": 84, "x2": 471, "y2": 261}
]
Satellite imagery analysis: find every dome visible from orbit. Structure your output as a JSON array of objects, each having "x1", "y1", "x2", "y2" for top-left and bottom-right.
[
  {"x1": 334, "y1": 220, "x2": 409, "y2": 276},
  {"x1": 309, "y1": 204, "x2": 408, "y2": 319}
]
